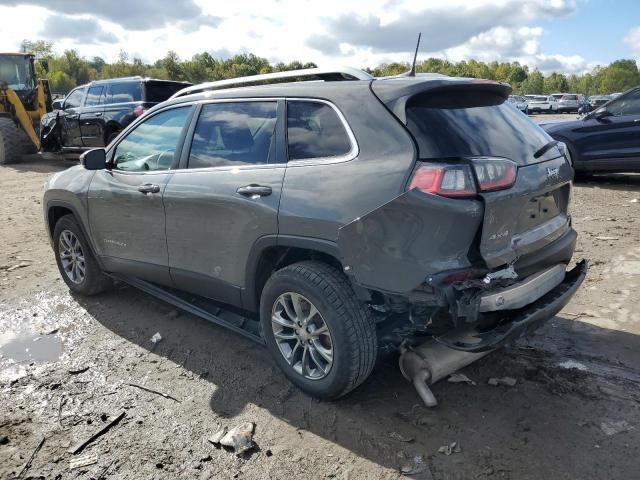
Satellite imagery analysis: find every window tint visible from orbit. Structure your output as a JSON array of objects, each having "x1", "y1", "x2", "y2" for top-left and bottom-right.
[
  {"x1": 287, "y1": 101, "x2": 351, "y2": 160},
  {"x1": 85, "y1": 86, "x2": 104, "y2": 106},
  {"x1": 563, "y1": 95, "x2": 578, "y2": 100},
  {"x1": 109, "y1": 82, "x2": 142, "y2": 104},
  {"x1": 406, "y1": 91, "x2": 553, "y2": 165},
  {"x1": 145, "y1": 81, "x2": 189, "y2": 102},
  {"x1": 64, "y1": 88, "x2": 84, "y2": 109},
  {"x1": 606, "y1": 90, "x2": 640, "y2": 116},
  {"x1": 113, "y1": 107, "x2": 190, "y2": 172},
  {"x1": 188, "y1": 102, "x2": 277, "y2": 168}
]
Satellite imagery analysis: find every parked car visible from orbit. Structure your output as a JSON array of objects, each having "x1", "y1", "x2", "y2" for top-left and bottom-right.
[
  {"x1": 40, "y1": 77, "x2": 192, "y2": 155},
  {"x1": 550, "y1": 93, "x2": 567, "y2": 100},
  {"x1": 588, "y1": 95, "x2": 611, "y2": 108},
  {"x1": 43, "y1": 67, "x2": 586, "y2": 401},
  {"x1": 528, "y1": 95, "x2": 558, "y2": 113},
  {"x1": 508, "y1": 95, "x2": 529, "y2": 113},
  {"x1": 557, "y1": 94, "x2": 583, "y2": 113},
  {"x1": 542, "y1": 86, "x2": 640, "y2": 173}
]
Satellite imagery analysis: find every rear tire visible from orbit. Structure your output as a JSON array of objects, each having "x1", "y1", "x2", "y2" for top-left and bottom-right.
[
  {"x1": 0, "y1": 118, "x2": 26, "y2": 165},
  {"x1": 260, "y1": 261, "x2": 377, "y2": 400},
  {"x1": 106, "y1": 129, "x2": 121, "y2": 146},
  {"x1": 53, "y1": 215, "x2": 112, "y2": 295}
]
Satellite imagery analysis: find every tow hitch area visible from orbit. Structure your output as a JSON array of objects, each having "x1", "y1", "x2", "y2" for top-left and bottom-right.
[{"x1": 399, "y1": 260, "x2": 587, "y2": 407}]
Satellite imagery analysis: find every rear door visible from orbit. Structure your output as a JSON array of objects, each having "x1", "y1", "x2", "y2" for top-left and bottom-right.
[
  {"x1": 103, "y1": 81, "x2": 144, "y2": 136},
  {"x1": 59, "y1": 86, "x2": 85, "y2": 147},
  {"x1": 163, "y1": 99, "x2": 283, "y2": 306},
  {"x1": 80, "y1": 84, "x2": 106, "y2": 147},
  {"x1": 576, "y1": 89, "x2": 640, "y2": 170},
  {"x1": 88, "y1": 105, "x2": 194, "y2": 285}
]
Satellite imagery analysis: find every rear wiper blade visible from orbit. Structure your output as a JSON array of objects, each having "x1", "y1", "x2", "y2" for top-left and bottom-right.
[{"x1": 533, "y1": 140, "x2": 559, "y2": 159}]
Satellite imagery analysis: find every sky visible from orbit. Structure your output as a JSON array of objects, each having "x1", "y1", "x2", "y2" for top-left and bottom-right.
[{"x1": 0, "y1": 0, "x2": 638, "y2": 75}]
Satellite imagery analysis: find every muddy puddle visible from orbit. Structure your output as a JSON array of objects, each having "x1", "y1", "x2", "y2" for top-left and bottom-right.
[{"x1": 0, "y1": 329, "x2": 63, "y2": 364}]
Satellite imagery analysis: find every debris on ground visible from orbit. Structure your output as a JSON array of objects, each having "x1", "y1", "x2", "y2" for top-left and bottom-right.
[
  {"x1": 389, "y1": 431, "x2": 414, "y2": 443},
  {"x1": 125, "y1": 382, "x2": 181, "y2": 402},
  {"x1": 595, "y1": 236, "x2": 619, "y2": 241},
  {"x1": 209, "y1": 422, "x2": 256, "y2": 455},
  {"x1": 629, "y1": 198, "x2": 639, "y2": 203},
  {"x1": 558, "y1": 360, "x2": 588, "y2": 371},
  {"x1": 208, "y1": 426, "x2": 228, "y2": 445},
  {"x1": 448, "y1": 373, "x2": 476, "y2": 385},
  {"x1": 600, "y1": 420, "x2": 633, "y2": 437},
  {"x1": 0, "y1": 435, "x2": 8, "y2": 445},
  {"x1": 438, "y1": 441, "x2": 461, "y2": 455},
  {"x1": 150, "y1": 332, "x2": 162, "y2": 344},
  {"x1": 400, "y1": 455, "x2": 432, "y2": 477},
  {"x1": 69, "y1": 452, "x2": 98, "y2": 470},
  {"x1": 2, "y1": 262, "x2": 31, "y2": 272},
  {"x1": 68, "y1": 411, "x2": 125, "y2": 454},
  {"x1": 68, "y1": 366, "x2": 90, "y2": 375},
  {"x1": 17, "y1": 437, "x2": 45, "y2": 478},
  {"x1": 488, "y1": 377, "x2": 517, "y2": 387}
]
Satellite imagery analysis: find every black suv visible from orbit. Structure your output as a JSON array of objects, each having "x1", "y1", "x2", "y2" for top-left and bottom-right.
[
  {"x1": 43, "y1": 68, "x2": 586, "y2": 403},
  {"x1": 40, "y1": 76, "x2": 191, "y2": 155}
]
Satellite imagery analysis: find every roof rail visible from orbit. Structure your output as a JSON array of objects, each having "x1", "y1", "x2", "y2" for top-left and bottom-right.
[{"x1": 170, "y1": 66, "x2": 373, "y2": 99}]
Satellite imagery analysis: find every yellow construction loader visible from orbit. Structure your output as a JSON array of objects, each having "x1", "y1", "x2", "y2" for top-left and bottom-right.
[{"x1": 0, "y1": 52, "x2": 52, "y2": 164}]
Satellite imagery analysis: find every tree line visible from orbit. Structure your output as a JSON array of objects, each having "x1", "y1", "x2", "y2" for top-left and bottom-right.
[{"x1": 21, "y1": 40, "x2": 640, "y2": 97}]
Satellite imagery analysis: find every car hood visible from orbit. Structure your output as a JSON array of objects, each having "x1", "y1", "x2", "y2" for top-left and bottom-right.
[{"x1": 539, "y1": 118, "x2": 584, "y2": 133}]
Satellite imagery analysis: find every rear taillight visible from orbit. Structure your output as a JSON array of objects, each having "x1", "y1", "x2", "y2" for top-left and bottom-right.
[
  {"x1": 408, "y1": 163, "x2": 477, "y2": 198},
  {"x1": 471, "y1": 157, "x2": 517, "y2": 192},
  {"x1": 408, "y1": 158, "x2": 518, "y2": 198},
  {"x1": 134, "y1": 105, "x2": 148, "y2": 118}
]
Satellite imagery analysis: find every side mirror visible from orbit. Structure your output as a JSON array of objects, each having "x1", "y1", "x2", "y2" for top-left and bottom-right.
[
  {"x1": 81, "y1": 149, "x2": 107, "y2": 170},
  {"x1": 593, "y1": 107, "x2": 612, "y2": 120},
  {"x1": 51, "y1": 99, "x2": 63, "y2": 111}
]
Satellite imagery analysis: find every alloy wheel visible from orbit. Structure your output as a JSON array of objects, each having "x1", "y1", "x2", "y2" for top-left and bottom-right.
[
  {"x1": 271, "y1": 292, "x2": 334, "y2": 380},
  {"x1": 58, "y1": 230, "x2": 86, "y2": 284}
]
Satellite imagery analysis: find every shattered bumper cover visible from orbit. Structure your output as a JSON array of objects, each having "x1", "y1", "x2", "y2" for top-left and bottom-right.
[{"x1": 436, "y1": 260, "x2": 588, "y2": 352}]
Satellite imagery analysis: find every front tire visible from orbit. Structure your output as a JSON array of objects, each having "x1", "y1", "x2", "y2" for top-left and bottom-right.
[
  {"x1": 0, "y1": 118, "x2": 26, "y2": 165},
  {"x1": 260, "y1": 261, "x2": 377, "y2": 400},
  {"x1": 53, "y1": 215, "x2": 112, "y2": 295}
]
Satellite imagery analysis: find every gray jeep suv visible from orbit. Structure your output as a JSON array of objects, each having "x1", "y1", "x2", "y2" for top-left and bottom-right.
[{"x1": 43, "y1": 68, "x2": 586, "y2": 402}]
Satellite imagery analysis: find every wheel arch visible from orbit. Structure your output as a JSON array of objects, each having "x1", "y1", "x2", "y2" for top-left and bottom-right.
[{"x1": 242, "y1": 235, "x2": 371, "y2": 312}]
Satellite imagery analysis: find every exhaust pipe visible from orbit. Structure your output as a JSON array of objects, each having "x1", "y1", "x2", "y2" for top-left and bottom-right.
[{"x1": 399, "y1": 337, "x2": 492, "y2": 407}]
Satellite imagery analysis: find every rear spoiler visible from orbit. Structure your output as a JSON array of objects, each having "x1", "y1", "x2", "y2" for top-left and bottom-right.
[{"x1": 371, "y1": 77, "x2": 512, "y2": 124}]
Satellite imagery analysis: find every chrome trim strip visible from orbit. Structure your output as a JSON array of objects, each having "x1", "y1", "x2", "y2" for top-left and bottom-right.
[{"x1": 479, "y1": 264, "x2": 566, "y2": 312}]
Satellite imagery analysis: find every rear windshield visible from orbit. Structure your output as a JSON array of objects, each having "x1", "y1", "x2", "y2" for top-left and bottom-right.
[
  {"x1": 406, "y1": 90, "x2": 553, "y2": 165},
  {"x1": 533, "y1": 96, "x2": 548, "y2": 101},
  {"x1": 562, "y1": 95, "x2": 578, "y2": 100},
  {"x1": 145, "y1": 81, "x2": 189, "y2": 102}
]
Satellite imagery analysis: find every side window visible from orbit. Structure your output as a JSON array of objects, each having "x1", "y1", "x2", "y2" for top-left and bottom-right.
[
  {"x1": 287, "y1": 101, "x2": 352, "y2": 160},
  {"x1": 85, "y1": 86, "x2": 104, "y2": 106},
  {"x1": 113, "y1": 107, "x2": 191, "y2": 172},
  {"x1": 64, "y1": 88, "x2": 84, "y2": 109},
  {"x1": 188, "y1": 102, "x2": 277, "y2": 169},
  {"x1": 606, "y1": 90, "x2": 640, "y2": 116},
  {"x1": 109, "y1": 82, "x2": 142, "y2": 104}
]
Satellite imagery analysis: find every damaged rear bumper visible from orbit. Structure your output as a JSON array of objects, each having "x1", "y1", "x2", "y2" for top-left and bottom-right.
[{"x1": 436, "y1": 259, "x2": 588, "y2": 352}]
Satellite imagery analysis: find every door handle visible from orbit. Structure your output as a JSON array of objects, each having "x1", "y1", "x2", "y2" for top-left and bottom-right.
[
  {"x1": 236, "y1": 184, "x2": 272, "y2": 197},
  {"x1": 138, "y1": 183, "x2": 161, "y2": 194},
  {"x1": 94, "y1": 112, "x2": 102, "y2": 116}
]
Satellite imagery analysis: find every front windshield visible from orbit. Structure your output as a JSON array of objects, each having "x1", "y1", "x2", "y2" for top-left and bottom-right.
[{"x1": 0, "y1": 56, "x2": 34, "y2": 90}]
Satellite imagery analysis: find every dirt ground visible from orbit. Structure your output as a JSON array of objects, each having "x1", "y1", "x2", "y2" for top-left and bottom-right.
[{"x1": 1, "y1": 128, "x2": 639, "y2": 479}]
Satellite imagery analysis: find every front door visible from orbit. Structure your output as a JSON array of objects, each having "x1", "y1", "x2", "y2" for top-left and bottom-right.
[
  {"x1": 163, "y1": 100, "x2": 284, "y2": 307},
  {"x1": 578, "y1": 89, "x2": 640, "y2": 171},
  {"x1": 88, "y1": 105, "x2": 194, "y2": 285},
  {"x1": 80, "y1": 84, "x2": 106, "y2": 147},
  {"x1": 59, "y1": 86, "x2": 85, "y2": 148}
]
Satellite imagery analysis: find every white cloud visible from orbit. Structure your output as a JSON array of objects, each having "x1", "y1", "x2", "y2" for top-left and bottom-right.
[
  {"x1": 626, "y1": 27, "x2": 640, "y2": 59},
  {"x1": 0, "y1": 0, "x2": 600, "y2": 75}
]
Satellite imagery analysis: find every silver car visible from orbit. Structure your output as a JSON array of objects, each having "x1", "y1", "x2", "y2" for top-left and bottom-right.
[
  {"x1": 508, "y1": 95, "x2": 529, "y2": 114},
  {"x1": 557, "y1": 94, "x2": 582, "y2": 113}
]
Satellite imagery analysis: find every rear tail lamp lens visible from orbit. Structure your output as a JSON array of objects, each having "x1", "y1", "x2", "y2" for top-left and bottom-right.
[
  {"x1": 471, "y1": 158, "x2": 517, "y2": 192},
  {"x1": 408, "y1": 163, "x2": 477, "y2": 198}
]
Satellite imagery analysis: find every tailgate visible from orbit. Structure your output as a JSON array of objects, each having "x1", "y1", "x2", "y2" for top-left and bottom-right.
[{"x1": 479, "y1": 155, "x2": 573, "y2": 268}]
